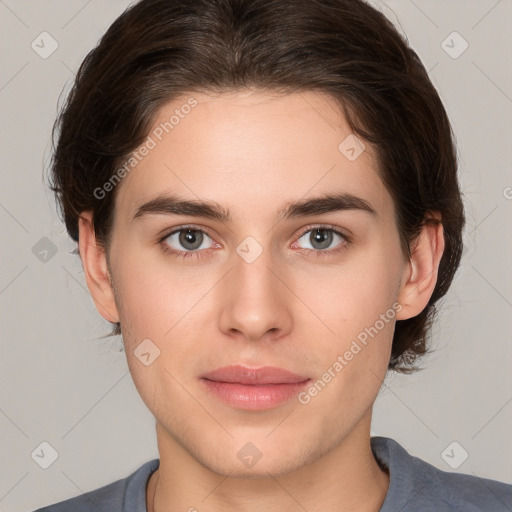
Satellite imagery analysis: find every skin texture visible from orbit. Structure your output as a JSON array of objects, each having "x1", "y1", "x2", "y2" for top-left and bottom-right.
[{"x1": 78, "y1": 89, "x2": 444, "y2": 512}]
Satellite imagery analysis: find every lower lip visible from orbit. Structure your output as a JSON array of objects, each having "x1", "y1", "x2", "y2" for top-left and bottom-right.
[{"x1": 201, "y1": 379, "x2": 311, "y2": 410}]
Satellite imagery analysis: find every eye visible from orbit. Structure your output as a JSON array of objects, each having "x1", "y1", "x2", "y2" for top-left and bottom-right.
[
  {"x1": 159, "y1": 224, "x2": 350, "y2": 261},
  {"x1": 160, "y1": 226, "x2": 215, "y2": 259},
  {"x1": 293, "y1": 225, "x2": 349, "y2": 255}
]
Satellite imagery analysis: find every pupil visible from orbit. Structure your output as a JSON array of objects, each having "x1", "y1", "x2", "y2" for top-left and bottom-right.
[
  {"x1": 180, "y1": 229, "x2": 202, "y2": 250},
  {"x1": 312, "y1": 229, "x2": 332, "y2": 250}
]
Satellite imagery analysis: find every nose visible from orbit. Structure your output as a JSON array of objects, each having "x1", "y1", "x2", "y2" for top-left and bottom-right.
[{"x1": 217, "y1": 244, "x2": 292, "y2": 343}]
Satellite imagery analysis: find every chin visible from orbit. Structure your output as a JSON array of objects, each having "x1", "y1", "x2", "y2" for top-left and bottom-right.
[
  {"x1": 194, "y1": 438, "x2": 314, "y2": 480},
  {"x1": 205, "y1": 456, "x2": 301, "y2": 480}
]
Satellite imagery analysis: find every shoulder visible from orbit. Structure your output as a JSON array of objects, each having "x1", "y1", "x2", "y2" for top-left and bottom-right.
[
  {"x1": 32, "y1": 459, "x2": 159, "y2": 512},
  {"x1": 372, "y1": 436, "x2": 512, "y2": 512}
]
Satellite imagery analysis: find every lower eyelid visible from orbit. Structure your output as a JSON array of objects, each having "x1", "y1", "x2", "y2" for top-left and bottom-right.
[{"x1": 160, "y1": 226, "x2": 348, "y2": 255}]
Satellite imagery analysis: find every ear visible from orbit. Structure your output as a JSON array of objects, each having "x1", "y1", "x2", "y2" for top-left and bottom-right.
[
  {"x1": 77, "y1": 211, "x2": 120, "y2": 324},
  {"x1": 396, "y1": 212, "x2": 445, "y2": 321}
]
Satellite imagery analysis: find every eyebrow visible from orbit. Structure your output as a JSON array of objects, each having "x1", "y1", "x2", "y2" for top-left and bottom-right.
[{"x1": 132, "y1": 192, "x2": 377, "y2": 223}]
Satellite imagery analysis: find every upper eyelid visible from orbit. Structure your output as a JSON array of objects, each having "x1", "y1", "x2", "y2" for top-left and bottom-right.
[
  {"x1": 161, "y1": 224, "x2": 215, "y2": 244},
  {"x1": 160, "y1": 224, "x2": 348, "y2": 247}
]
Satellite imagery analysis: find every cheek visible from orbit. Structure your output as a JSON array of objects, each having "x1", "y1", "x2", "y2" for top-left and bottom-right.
[
  {"x1": 111, "y1": 251, "x2": 219, "y2": 382},
  {"x1": 307, "y1": 246, "x2": 402, "y2": 337},
  {"x1": 111, "y1": 248, "x2": 204, "y2": 336},
  {"x1": 111, "y1": 254, "x2": 204, "y2": 413},
  {"x1": 299, "y1": 268, "x2": 397, "y2": 423},
  {"x1": 297, "y1": 239, "x2": 401, "y2": 390}
]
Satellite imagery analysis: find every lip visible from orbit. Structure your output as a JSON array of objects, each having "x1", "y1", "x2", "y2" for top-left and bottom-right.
[
  {"x1": 201, "y1": 365, "x2": 309, "y2": 385},
  {"x1": 200, "y1": 365, "x2": 311, "y2": 410}
]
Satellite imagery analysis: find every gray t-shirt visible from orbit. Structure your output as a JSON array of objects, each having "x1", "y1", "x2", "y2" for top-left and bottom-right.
[{"x1": 33, "y1": 436, "x2": 512, "y2": 511}]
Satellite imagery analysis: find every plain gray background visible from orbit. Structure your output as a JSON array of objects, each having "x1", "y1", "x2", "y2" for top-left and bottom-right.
[{"x1": 1, "y1": 0, "x2": 511, "y2": 510}]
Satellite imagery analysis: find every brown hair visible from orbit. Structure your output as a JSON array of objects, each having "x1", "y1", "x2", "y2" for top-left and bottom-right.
[{"x1": 47, "y1": 0, "x2": 465, "y2": 373}]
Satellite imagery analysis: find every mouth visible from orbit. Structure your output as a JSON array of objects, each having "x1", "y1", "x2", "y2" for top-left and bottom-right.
[{"x1": 200, "y1": 365, "x2": 311, "y2": 410}]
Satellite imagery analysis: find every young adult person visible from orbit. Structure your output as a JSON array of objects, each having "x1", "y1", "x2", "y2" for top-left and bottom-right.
[{"x1": 35, "y1": 0, "x2": 512, "y2": 510}]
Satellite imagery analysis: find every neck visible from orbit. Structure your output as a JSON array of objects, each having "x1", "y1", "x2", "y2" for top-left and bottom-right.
[{"x1": 146, "y1": 413, "x2": 389, "y2": 512}]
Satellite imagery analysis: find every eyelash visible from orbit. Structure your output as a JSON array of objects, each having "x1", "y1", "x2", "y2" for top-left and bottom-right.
[{"x1": 158, "y1": 224, "x2": 351, "y2": 261}]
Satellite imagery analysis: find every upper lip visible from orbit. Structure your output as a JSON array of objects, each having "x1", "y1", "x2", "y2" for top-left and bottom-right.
[{"x1": 201, "y1": 365, "x2": 310, "y2": 385}]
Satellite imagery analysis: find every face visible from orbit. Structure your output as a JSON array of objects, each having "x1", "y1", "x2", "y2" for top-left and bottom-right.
[{"x1": 98, "y1": 89, "x2": 410, "y2": 477}]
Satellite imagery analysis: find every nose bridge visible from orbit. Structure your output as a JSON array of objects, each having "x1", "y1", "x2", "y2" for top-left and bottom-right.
[
  {"x1": 233, "y1": 234, "x2": 281, "y2": 306},
  {"x1": 235, "y1": 239, "x2": 276, "y2": 293}
]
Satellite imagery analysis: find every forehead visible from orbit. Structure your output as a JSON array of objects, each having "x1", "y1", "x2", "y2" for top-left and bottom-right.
[{"x1": 114, "y1": 89, "x2": 391, "y2": 223}]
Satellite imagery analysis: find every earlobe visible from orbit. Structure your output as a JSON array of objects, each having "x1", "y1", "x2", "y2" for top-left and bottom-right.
[
  {"x1": 77, "y1": 211, "x2": 120, "y2": 324},
  {"x1": 396, "y1": 213, "x2": 445, "y2": 321}
]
